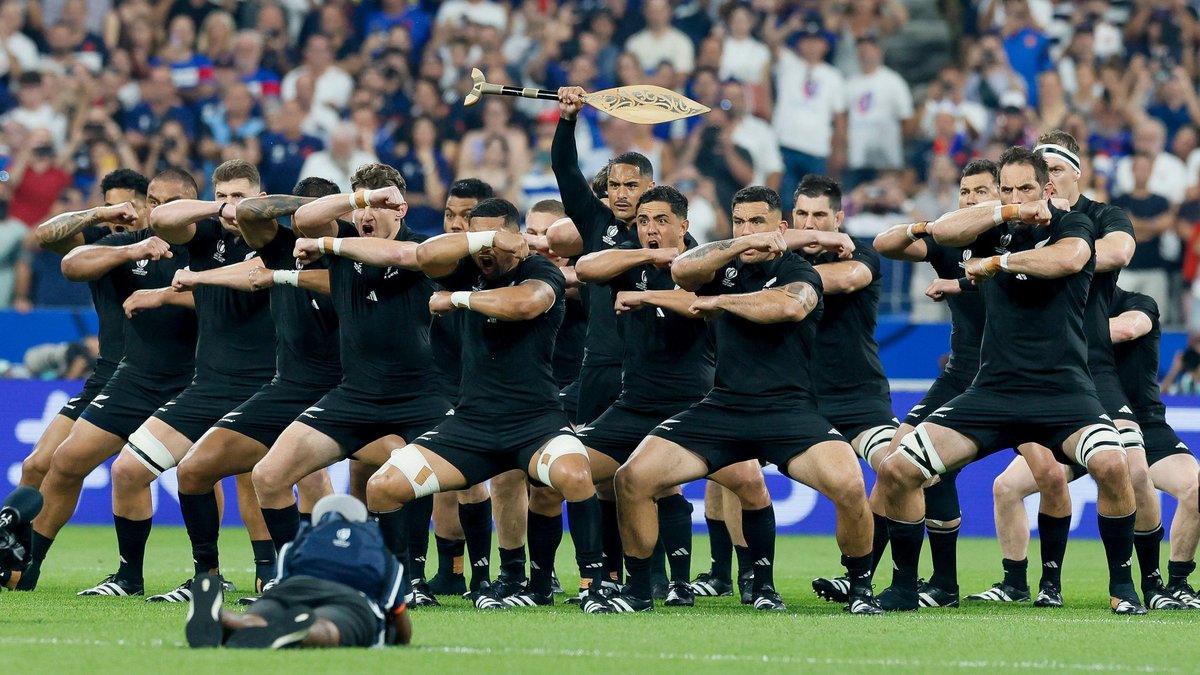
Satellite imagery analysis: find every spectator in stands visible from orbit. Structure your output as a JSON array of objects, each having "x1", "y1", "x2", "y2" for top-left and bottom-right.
[
  {"x1": 23, "y1": 335, "x2": 98, "y2": 379},
  {"x1": 7, "y1": 129, "x2": 71, "y2": 227},
  {"x1": 298, "y1": 121, "x2": 376, "y2": 193},
  {"x1": 254, "y1": 3, "x2": 293, "y2": 76},
  {"x1": 201, "y1": 82, "x2": 264, "y2": 149},
  {"x1": 830, "y1": 0, "x2": 910, "y2": 77},
  {"x1": 964, "y1": 32, "x2": 1026, "y2": 110},
  {"x1": 723, "y1": 79, "x2": 783, "y2": 192},
  {"x1": 680, "y1": 106, "x2": 753, "y2": 215},
  {"x1": 260, "y1": 100, "x2": 323, "y2": 196},
  {"x1": 1145, "y1": 67, "x2": 1200, "y2": 145},
  {"x1": 771, "y1": 19, "x2": 846, "y2": 212},
  {"x1": 198, "y1": 11, "x2": 236, "y2": 67},
  {"x1": 142, "y1": 118, "x2": 195, "y2": 178},
  {"x1": 1113, "y1": 153, "x2": 1177, "y2": 316},
  {"x1": 0, "y1": 183, "x2": 25, "y2": 308},
  {"x1": 998, "y1": 0, "x2": 1054, "y2": 107},
  {"x1": 718, "y1": 3, "x2": 770, "y2": 86},
  {"x1": 456, "y1": 98, "x2": 529, "y2": 183},
  {"x1": 155, "y1": 15, "x2": 213, "y2": 100},
  {"x1": 435, "y1": 0, "x2": 508, "y2": 33},
  {"x1": 1114, "y1": 117, "x2": 1189, "y2": 204},
  {"x1": 0, "y1": 2, "x2": 40, "y2": 82},
  {"x1": 844, "y1": 33, "x2": 914, "y2": 189},
  {"x1": 2, "y1": 73, "x2": 68, "y2": 150},
  {"x1": 12, "y1": 186, "x2": 91, "y2": 311},
  {"x1": 123, "y1": 65, "x2": 197, "y2": 151},
  {"x1": 625, "y1": 0, "x2": 695, "y2": 79},
  {"x1": 233, "y1": 31, "x2": 281, "y2": 101},
  {"x1": 396, "y1": 114, "x2": 450, "y2": 235},
  {"x1": 282, "y1": 34, "x2": 353, "y2": 113}
]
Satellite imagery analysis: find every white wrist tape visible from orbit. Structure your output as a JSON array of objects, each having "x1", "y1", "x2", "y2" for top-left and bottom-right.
[
  {"x1": 467, "y1": 231, "x2": 496, "y2": 254},
  {"x1": 362, "y1": 188, "x2": 374, "y2": 207},
  {"x1": 992, "y1": 205, "x2": 1005, "y2": 225},
  {"x1": 317, "y1": 238, "x2": 326, "y2": 254},
  {"x1": 331, "y1": 238, "x2": 343, "y2": 256},
  {"x1": 905, "y1": 223, "x2": 918, "y2": 242},
  {"x1": 450, "y1": 291, "x2": 473, "y2": 309},
  {"x1": 999, "y1": 252, "x2": 1012, "y2": 273},
  {"x1": 273, "y1": 270, "x2": 300, "y2": 286},
  {"x1": 347, "y1": 192, "x2": 359, "y2": 211}
]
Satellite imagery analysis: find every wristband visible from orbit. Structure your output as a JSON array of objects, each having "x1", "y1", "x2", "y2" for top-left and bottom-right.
[
  {"x1": 986, "y1": 255, "x2": 1002, "y2": 275},
  {"x1": 992, "y1": 205, "x2": 1004, "y2": 225},
  {"x1": 958, "y1": 277, "x2": 973, "y2": 292},
  {"x1": 467, "y1": 231, "x2": 496, "y2": 254},
  {"x1": 273, "y1": 270, "x2": 300, "y2": 286},
  {"x1": 450, "y1": 291, "x2": 473, "y2": 309},
  {"x1": 993, "y1": 204, "x2": 1019, "y2": 225},
  {"x1": 317, "y1": 237, "x2": 327, "y2": 254},
  {"x1": 999, "y1": 252, "x2": 1012, "y2": 273},
  {"x1": 331, "y1": 238, "x2": 343, "y2": 256},
  {"x1": 905, "y1": 222, "x2": 930, "y2": 242},
  {"x1": 362, "y1": 189, "x2": 374, "y2": 207},
  {"x1": 218, "y1": 202, "x2": 229, "y2": 220}
]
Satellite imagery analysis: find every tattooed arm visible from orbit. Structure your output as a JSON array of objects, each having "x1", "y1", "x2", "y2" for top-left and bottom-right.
[
  {"x1": 235, "y1": 195, "x2": 315, "y2": 250},
  {"x1": 671, "y1": 232, "x2": 787, "y2": 291},
  {"x1": 688, "y1": 281, "x2": 820, "y2": 324},
  {"x1": 36, "y1": 202, "x2": 139, "y2": 255}
]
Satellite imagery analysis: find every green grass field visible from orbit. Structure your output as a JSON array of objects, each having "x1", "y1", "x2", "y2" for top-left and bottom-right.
[{"x1": 3, "y1": 526, "x2": 1199, "y2": 673}]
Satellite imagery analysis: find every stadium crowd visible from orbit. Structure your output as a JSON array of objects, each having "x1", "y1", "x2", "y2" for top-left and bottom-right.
[{"x1": 0, "y1": 0, "x2": 1199, "y2": 325}]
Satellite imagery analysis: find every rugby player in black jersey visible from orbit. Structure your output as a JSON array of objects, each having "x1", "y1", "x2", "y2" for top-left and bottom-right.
[
  {"x1": 789, "y1": 175, "x2": 899, "y2": 603},
  {"x1": 110, "y1": 160, "x2": 278, "y2": 602},
  {"x1": 251, "y1": 163, "x2": 449, "y2": 601},
  {"x1": 423, "y1": 179, "x2": 497, "y2": 601},
  {"x1": 162, "y1": 177, "x2": 345, "y2": 599},
  {"x1": 875, "y1": 147, "x2": 1145, "y2": 614},
  {"x1": 608, "y1": 186, "x2": 882, "y2": 614},
  {"x1": 13, "y1": 170, "x2": 196, "y2": 593},
  {"x1": 970, "y1": 131, "x2": 1153, "y2": 609},
  {"x1": 366, "y1": 197, "x2": 606, "y2": 611},
  {"x1": 853, "y1": 160, "x2": 1000, "y2": 609},
  {"x1": 549, "y1": 87, "x2": 660, "y2": 588},
  {"x1": 17, "y1": 169, "x2": 149, "y2": 492}
]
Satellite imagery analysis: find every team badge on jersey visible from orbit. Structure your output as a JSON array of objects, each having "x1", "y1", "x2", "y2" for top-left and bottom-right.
[
  {"x1": 602, "y1": 225, "x2": 619, "y2": 246},
  {"x1": 133, "y1": 259, "x2": 149, "y2": 276},
  {"x1": 722, "y1": 266, "x2": 738, "y2": 287},
  {"x1": 214, "y1": 240, "x2": 226, "y2": 263}
]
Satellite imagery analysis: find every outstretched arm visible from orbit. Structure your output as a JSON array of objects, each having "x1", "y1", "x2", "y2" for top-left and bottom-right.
[
  {"x1": 294, "y1": 236, "x2": 420, "y2": 271},
  {"x1": 151, "y1": 199, "x2": 224, "y2": 245},
  {"x1": 36, "y1": 202, "x2": 140, "y2": 255},
  {"x1": 1109, "y1": 309, "x2": 1153, "y2": 344},
  {"x1": 415, "y1": 230, "x2": 529, "y2": 279},
  {"x1": 61, "y1": 236, "x2": 174, "y2": 281},
  {"x1": 429, "y1": 278, "x2": 556, "y2": 322},
  {"x1": 815, "y1": 260, "x2": 873, "y2": 294},
  {"x1": 236, "y1": 195, "x2": 315, "y2": 250},
  {"x1": 689, "y1": 280, "x2": 820, "y2": 324},
  {"x1": 122, "y1": 287, "x2": 196, "y2": 318},
  {"x1": 781, "y1": 229, "x2": 855, "y2": 259},
  {"x1": 575, "y1": 247, "x2": 678, "y2": 283},
  {"x1": 248, "y1": 266, "x2": 332, "y2": 296},
  {"x1": 873, "y1": 222, "x2": 930, "y2": 262},
  {"x1": 965, "y1": 237, "x2": 1091, "y2": 282},
  {"x1": 549, "y1": 91, "x2": 610, "y2": 257},
  {"x1": 615, "y1": 289, "x2": 698, "y2": 316},
  {"x1": 292, "y1": 186, "x2": 407, "y2": 238},
  {"x1": 671, "y1": 232, "x2": 786, "y2": 291},
  {"x1": 1095, "y1": 230, "x2": 1136, "y2": 274},
  {"x1": 171, "y1": 258, "x2": 265, "y2": 293}
]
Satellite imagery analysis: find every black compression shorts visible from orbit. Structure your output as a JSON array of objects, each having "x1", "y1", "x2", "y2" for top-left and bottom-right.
[
  {"x1": 650, "y1": 394, "x2": 848, "y2": 473},
  {"x1": 212, "y1": 379, "x2": 334, "y2": 449},
  {"x1": 80, "y1": 368, "x2": 189, "y2": 440},
  {"x1": 1092, "y1": 369, "x2": 1137, "y2": 423},
  {"x1": 818, "y1": 395, "x2": 898, "y2": 442},
  {"x1": 250, "y1": 576, "x2": 381, "y2": 647},
  {"x1": 576, "y1": 363, "x2": 621, "y2": 426},
  {"x1": 559, "y1": 380, "x2": 580, "y2": 425},
  {"x1": 927, "y1": 388, "x2": 1111, "y2": 464},
  {"x1": 416, "y1": 409, "x2": 575, "y2": 487},
  {"x1": 577, "y1": 401, "x2": 694, "y2": 465},
  {"x1": 299, "y1": 387, "x2": 449, "y2": 457},
  {"x1": 905, "y1": 372, "x2": 974, "y2": 427},
  {"x1": 152, "y1": 378, "x2": 267, "y2": 444},
  {"x1": 58, "y1": 361, "x2": 117, "y2": 421}
]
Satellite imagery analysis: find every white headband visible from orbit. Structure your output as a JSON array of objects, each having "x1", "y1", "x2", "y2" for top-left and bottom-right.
[{"x1": 1034, "y1": 144, "x2": 1081, "y2": 175}]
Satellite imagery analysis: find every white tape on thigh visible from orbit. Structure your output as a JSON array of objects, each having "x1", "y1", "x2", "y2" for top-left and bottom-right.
[
  {"x1": 897, "y1": 426, "x2": 946, "y2": 480},
  {"x1": 1118, "y1": 426, "x2": 1145, "y2": 454},
  {"x1": 126, "y1": 426, "x2": 177, "y2": 477},
  {"x1": 1075, "y1": 424, "x2": 1125, "y2": 467},
  {"x1": 856, "y1": 425, "x2": 896, "y2": 467},
  {"x1": 536, "y1": 434, "x2": 588, "y2": 487},
  {"x1": 385, "y1": 445, "x2": 441, "y2": 499}
]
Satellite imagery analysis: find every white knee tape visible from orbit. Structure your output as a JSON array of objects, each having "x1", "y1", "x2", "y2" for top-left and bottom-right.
[
  {"x1": 1075, "y1": 424, "x2": 1124, "y2": 468},
  {"x1": 536, "y1": 434, "x2": 588, "y2": 487},
  {"x1": 1118, "y1": 426, "x2": 1145, "y2": 454},
  {"x1": 125, "y1": 426, "x2": 177, "y2": 477},
  {"x1": 897, "y1": 426, "x2": 946, "y2": 481},
  {"x1": 385, "y1": 445, "x2": 441, "y2": 499},
  {"x1": 855, "y1": 425, "x2": 896, "y2": 467}
]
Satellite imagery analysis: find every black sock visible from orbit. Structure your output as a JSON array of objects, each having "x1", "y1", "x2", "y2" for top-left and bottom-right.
[
  {"x1": 499, "y1": 546, "x2": 527, "y2": 582},
  {"x1": 1038, "y1": 513, "x2": 1070, "y2": 589},
  {"x1": 741, "y1": 505, "x2": 776, "y2": 593},
  {"x1": 926, "y1": 524, "x2": 960, "y2": 591},
  {"x1": 435, "y1": 535, "x2": 465, "y2": 579},
  {"x1": 298, "y1": 511, "x2": 312, "y2": 525},
  {"x1": 1098, "y1": 512, "x2": 1136, "y2": 593},
  {"x1": 870, "y1": 512, "x2": 890, "y2": 574},
  {"x1": 372, "y1": 509, "x2": 408, "y2": 565},
  {"x1": 734, "y1": 544, "x2": 753, "y2": 578},
  {"x1": 459, "y1": 499, "x2": 493, "y2": 591},
  {"x1": 706, "y1": 517, "x2": 732, "y2": 581},
  {"x1": 403, "y1": 495, "x2": 433, "y2": 580},
  {"x1": 251, "y1": 539, "x2": 275, "y2": 583},
  {"x1": 567, "y1": 496, "x2": 604, "y2": 586},
  {"x1": 600, "y1": 499, "x2": 623, "y2": 583},
  {"x1": 1002, "y1": 558, "x2": 1028, "y2": 591},
  {"x1": 657, "y1": 494, "x2": 693, "y2": 583},
  {"x1": 625, "y1": 554, "x2": 652, "y2": 600},
  {"x1": 887, "y1": 518, "x2": 924, "y2": 592},
  {"x1": 650, "y1": 537, "x2": 668, "y2": 585},
  {"x1": 527, "y1": 511, "x2": 562, "y2": 595},
  {"x1": 1168, "y1": 560, "x2": 1196, "y2": 587},
  {"x1": 178, "y1": 491, "x2": 221, "y2": 575},
  {"x1": 843, "y1": 553, "x2": 873, "y2": 595},
  {"x1": 261, "y1": 504, "x2": 300, "y2": 554},
  {"x1": 1134, "y1": 524, "x2": 1165, "y2": 592},
  {"x1": 114, "y1": 516, "x2": 152, "y2": 584},
  {"x1": 30, "y1": 530, "x2": 53, "y2": 564}
]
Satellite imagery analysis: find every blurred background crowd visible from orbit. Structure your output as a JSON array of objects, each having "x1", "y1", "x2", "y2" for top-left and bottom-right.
[{"x1": 3, "y1": 0, "x2": 1200, "y2": 340}]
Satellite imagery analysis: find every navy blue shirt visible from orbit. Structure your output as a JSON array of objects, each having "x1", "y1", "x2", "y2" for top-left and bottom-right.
[{"x1": 260, "y1": 132, "x2": 324, "y2": 195}]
